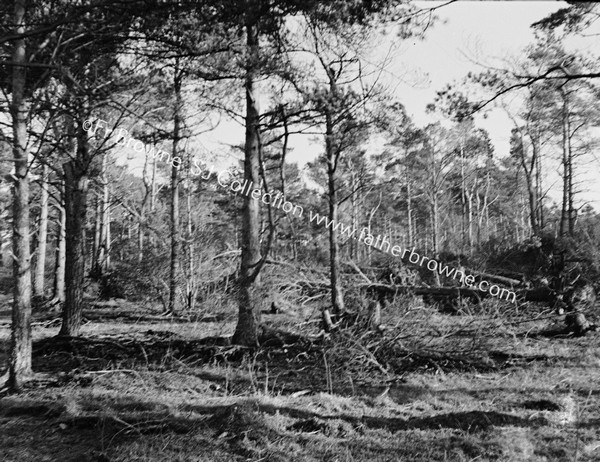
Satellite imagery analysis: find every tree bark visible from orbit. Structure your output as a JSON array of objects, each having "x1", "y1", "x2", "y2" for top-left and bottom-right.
[
  {"x1": 559, "y1": 90, "x2": 571, "y2": 237},
  {"x1": 326, "y1": 106, "x2": 345, "y2": 317},
  {"x1": 279, "y1": 111, "x2": 298, "y2": 261},
  {"x1": 101, "y1": 163, "x2": 111, "y2": 273},
  {"x1": 34, "y1": 162, "x2": 49, "y2": 298},
  {"x1": 91, "y1": 193, "x2": 102, "y2": 276},
  {"x1": 185, "y1": 176, "x2": 196, "y2": 311},
  {"x1": 524, "y1": 132, "x2": 539, "y2": 235},
  {"x1": 350, "y1": 168, "x2": 358, "y2": 260},
  {"x1": 431, "y1": 195, "x2": 439, "y2": 256},
  {"x1": 168, "y1": 69, "x2": 182, "y2": 314},
  {"x1": 465, "y1": 188, "x2": 473, "y2": 253},
  {"x1": 535, "y1": 143, "x2": 544, "y2": 230},
  {"x1": 53, "y1": 196, "x2": 66, "y2": 303},
  {"x1": 405, "y1": 158, "x2": 413, "y2": 247},
  {"x1": 8, "y1": 0, "x2": 33, "y2": 391},
  {"x1": 59, "y1": 123, "x2": 89, "y2": 337},
  {"x1": 567, "y1": 128, "x2": 575, "y2": 236},
  {"x1": 459, "y1": 143, "x2": 467, "y2": 252},
  {"x1": 232, "y1": 17, "x2": 262, "y2": 346}
]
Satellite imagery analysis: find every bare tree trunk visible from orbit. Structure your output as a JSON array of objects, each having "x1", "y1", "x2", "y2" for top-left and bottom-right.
[
  {"x1": 279, "y1": 111, "x2": 298, "y2": 261},
  {"x1": 91, "y1": 193, "x2": 101, "y2": 275},
  {"x1": 466, "y1": 189, "x2": 473, "y2": 254},
  {"x1": 138, "y1": 149, "x2": 150, "y2": 263},
  {"x1": 168, "y1": 71, "x2": 182, "y2": 315},
  {"x1": 431, "y1": 195, "x2": 439, "y2": 256},
  {"x1": 34, "y1": 163, "x2": 49, "y2": 298},
  {"x1": 233, "y1": 17, "x2": 262, "y2": 346},
  {"x1": 367, "y1": 192, "x2": 382, "y2": 266},
  {"x1": 53, "y1": 197, "x2": 66, "y2": 303},
  {"x1": 478, "y1": 171, "x2": 491, "y2": 244},
  {"x1": 560, "y1": 91, "x2": 570, "y2": 237},
  {"x1": 459, "y1": 144, "x2": 467, "y2": 252},
  {"x1": 137, "y1": 213, "x2": 144, "y2": 263},
  {"x1": 350, "y1": 169, "x2": 358, "y2": 260},
  {"x1": 525, "y1": 136, "x2": 540, "y2": 235},
  {"x1": 101, "y1": 169, "x2": 110, "y2": 272},
  {"x1": 8, "y1": 0, "x2": 32, "y2": 391},
  {"x1": 475, "y1": 192, "x2": 481, "y2": 247},
  {"x1": 510, "y1": 118, "x2": 540, "y2": 236},
  {"x1": 535, "y1": 144, "x2": 544, "y2": 230},
  {"x1": 59, "y1": 121, "x2": 90, "y2": 337},
  {"x1": 0, "y1": 224, "x2": 5, "y2": 268},
  {"x1": 148, "y1": 140, "x2": 157, "y2": 248},
  {"x1": 326, "y1": 109, "x2": 345, "y2": 317},
  {"x1": 567, "y1": 130, "x2": 575, "y2": 236},
  {"x1": 185, "y1": 177, "x2": 196, "y2": 311},
  {"x1": 118, "y1": 223, "x2": 126, "y2": 260},
  {"x1": 405, "y1": 160, "x2": 413, "y2": 247}
]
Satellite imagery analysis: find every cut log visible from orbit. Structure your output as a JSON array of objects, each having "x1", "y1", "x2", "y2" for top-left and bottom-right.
[
  {"x1": 464, "y1": 269, "x2": 523, "y2": 287},
  {"x1": 283, "y1": 279, "x2": 591, "y2": 310},
  {"x1": 360, "y1": 283, "x2": 486, "y2": 301}
]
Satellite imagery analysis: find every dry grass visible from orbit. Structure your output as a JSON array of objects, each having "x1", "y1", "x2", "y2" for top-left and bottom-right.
[{"x1": 1, "y1": 288, "x2": 599, "y2": 461}]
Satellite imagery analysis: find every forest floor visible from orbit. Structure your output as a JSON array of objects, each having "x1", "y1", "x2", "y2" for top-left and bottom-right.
[{"x1": 0, "y1": 288, "x2": 599, "y2": 461}]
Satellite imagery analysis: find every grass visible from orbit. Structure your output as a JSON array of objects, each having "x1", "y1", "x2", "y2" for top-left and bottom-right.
[{"x1": 0, "y1": 291, "x2": 599, "y2": 461}]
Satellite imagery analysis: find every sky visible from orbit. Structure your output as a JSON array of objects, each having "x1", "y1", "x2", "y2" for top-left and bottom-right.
[
  {"x1": 122, "y1": 1, "x2": 600, "y2": 208},
  {"x1": 386, "y1": 1, "x2": 576, "y2": 157},
  {"x1": 292, "y1": 0, "x2": 600, "y2": 208},
  {"x1": 200, "y1": 1, "x2": 572, "y2": 161}
]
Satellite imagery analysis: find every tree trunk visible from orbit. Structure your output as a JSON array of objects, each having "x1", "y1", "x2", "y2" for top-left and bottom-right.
[
  {"x1": 53, "y1": 197, "x2": 66, "y2": 303},
  {"x1": 466, "y1": 189, "x2": 473, "y2": 254},
  {"x1": 138, "y1": 147, "x2": 151, "y2": 263},
  {"x1": 326, "y1": 109, "x2": 345, "y2": 317},
  {"x1": 185, "y1": 177, "x2": 196, "y2": 311},
  {"x1": 59, "y1": 123, "x2": 90, "y2": 337},
  {"x1": 101, "y1": 167, "x2": 111, "y2": 272},
  {"x1": 405, "y1": 159, "x2": 413, "y2": 247},
  {"x1": 168, "y1": 71, "x2": 182, "y2": 314},
  {"x1": 137, "y1": 213, "x2": 145, "y2": 263},
  {"x1": 91, "y1": 193, "x2": 102, "y2": 276},
  {"x1": 0, "y1": 224, "x2": 5, "y2": 268},
  {"x1": 567, "y1": 129, "x2": 575, "y2": 236},
  {"x1": 459, "y1": 144, "x2": 467, "y2": 252},
  {"x1": 560, "y1": 91, "x2": 570, "y2": 237},
  {"x1": 232, "y1": 17, "x2": 262, "y2": 346},
  {"x1": 148, "y1": 140, "x2": 157, "y2": 247},
  {"x1": 431, "y1": 195, "x2": 439, "y2": 256},
  {"x1": 535, "y1": 144, "x2": 544, "y2": 230},
  {"x1": 478, "y1": 171, "x2": 491, "y2": 244},
  {"x1": 34, "y1": 162, "x2": 49, "y2": 298},
  {"x1": 8, "y1": 0, "x2": 33, "y2": 391},
  {"x1": 350, "y1": 168, "x2": 357, "y2": 261},
  {"x1": 279, "y1": 113, "x2": 298, "y2": 261},
  {"x1": 525, "y1": 134, "x2": 539, "y2": 235}
]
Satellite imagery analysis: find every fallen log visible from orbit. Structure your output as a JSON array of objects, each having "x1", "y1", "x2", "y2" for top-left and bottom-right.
[
  {"x1": 361, "y1": 284, "x2": 488, "y2": 303},
  {"x1": 288, "y1": 281, "x2": 489, "y2": 302},
  {"x1": 284, "y1": 279, "x2": 585, "y2": 308},
  {"x1": 463, "y1": 269, "x2": 523, "y2": 287}
]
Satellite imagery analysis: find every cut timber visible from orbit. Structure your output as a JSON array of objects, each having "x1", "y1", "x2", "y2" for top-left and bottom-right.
[
  {"x1": 290, "y1": 281, "x2": 488, "y2": 302},
  {"x1": 285, "y1": 280, "x2": 571, "y2": 307},
  {"x1": 362, "y1": 284, "x2": 487, "y2": 303},
  {"x1": 464, "y1": 269, "x2": 523, "y2": 287}
]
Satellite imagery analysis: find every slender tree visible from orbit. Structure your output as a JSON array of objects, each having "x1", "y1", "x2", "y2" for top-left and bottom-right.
[{"x1": 8, "y1": 0, "x2": 32, "y2": 391}]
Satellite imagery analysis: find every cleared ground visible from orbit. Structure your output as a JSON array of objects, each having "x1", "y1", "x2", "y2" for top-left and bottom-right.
[{"x1": 1, "y1": 292, "x2": 599, "y2": 462}]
